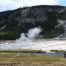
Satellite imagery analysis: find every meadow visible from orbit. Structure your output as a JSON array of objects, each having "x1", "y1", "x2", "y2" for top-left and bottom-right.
[{"x1": 0, "y1": 50, "x2": 66, "y2": 66}]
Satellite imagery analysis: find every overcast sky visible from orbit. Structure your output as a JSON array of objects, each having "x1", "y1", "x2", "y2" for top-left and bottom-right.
[{"x1": 0, "y1": 0, "x2": 66, "y2": 12}]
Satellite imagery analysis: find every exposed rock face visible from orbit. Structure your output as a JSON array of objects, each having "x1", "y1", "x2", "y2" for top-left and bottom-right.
[{"x1": 0, "y1": 5, "x2": 66, "y2": 39}]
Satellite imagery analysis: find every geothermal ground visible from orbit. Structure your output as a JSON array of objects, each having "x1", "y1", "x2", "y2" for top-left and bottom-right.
[
  {"x1": 0, "y1": 39, "x2": 66, "y2": 51},
  {"x1": 0, "y1": 27, "x2": 66, "y2": 51}
]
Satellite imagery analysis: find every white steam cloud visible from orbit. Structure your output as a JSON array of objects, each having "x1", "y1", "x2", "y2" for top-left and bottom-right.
[
  {"x1": 0, "y1": 27, "x2": 42, "y2": 50},
  {"x1": 0, "y1": 27, "x2": 66, "y2": 51},
  {"x1": 27, "y1": 27, "x2": 42, "y2": 39}
]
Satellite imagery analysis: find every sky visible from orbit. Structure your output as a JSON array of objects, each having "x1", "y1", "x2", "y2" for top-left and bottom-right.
[{"x1": 0, "y1": 0, "x2": 66, "y2": 12}]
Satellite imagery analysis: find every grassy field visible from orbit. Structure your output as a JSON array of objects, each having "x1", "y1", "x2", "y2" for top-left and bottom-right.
[{"x1": 0, "y1": 52, "x2": 66, "y2": 66}]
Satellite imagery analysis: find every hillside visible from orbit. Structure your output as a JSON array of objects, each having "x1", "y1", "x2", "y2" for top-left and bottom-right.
[{"x1": 0, "y1": 5, "x2": 66, "y2": 40}]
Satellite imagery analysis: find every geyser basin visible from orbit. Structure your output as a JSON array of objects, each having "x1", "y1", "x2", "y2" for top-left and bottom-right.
[
  {"x1": 0, "y1": 27, "x2": 66, "y2": 51},
  {"x1": 0, "y1": 40, "x2": 66, "y2": 51}
]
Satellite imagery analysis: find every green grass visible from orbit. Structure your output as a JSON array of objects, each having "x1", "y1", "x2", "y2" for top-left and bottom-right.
[
  {"x1": 0, "y1": 52, "x2": 66, "y2": 66},
  {"x1": 0, "y1": 50, "x2": 46, "y2": 53},
  {"x1": 10, "y1": 54, "x2": 65, "y2": 62},
  {"x1": 50, "y1": 50, "x2": 65, "y2": 53},
  {"x1": 0, "y1": 52, "x2": 66, "y2": 63}
]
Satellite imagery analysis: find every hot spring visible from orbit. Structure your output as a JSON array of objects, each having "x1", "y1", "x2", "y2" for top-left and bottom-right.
[{"x1": 0, "y1": 27, "x2": 66, "y2": 51}]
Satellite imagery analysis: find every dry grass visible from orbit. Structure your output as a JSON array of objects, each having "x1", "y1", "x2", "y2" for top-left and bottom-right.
[
  {"x1": 0, "y1": 53, "x2": 66, "y2": 66},
  {"x1": 0, "y1": 62, "x2": 66, "y2": 66}
]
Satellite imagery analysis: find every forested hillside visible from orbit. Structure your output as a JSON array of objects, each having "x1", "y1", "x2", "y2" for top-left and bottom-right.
[{"x1": 0, "y1": 5, "x2": 66, "y2": 40}]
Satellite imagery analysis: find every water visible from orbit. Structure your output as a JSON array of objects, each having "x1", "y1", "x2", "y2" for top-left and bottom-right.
[
  {"x1": 45, "y1": 52, "x2": 64, "y2": 57},
  {"x1": 17, "y1": 52, "x2": 64, "y2": 57}
]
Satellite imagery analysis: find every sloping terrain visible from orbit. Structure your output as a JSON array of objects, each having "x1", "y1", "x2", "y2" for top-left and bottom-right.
[{"x1": 0, "y1": 5, "x2": 66, "y2": 40}]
